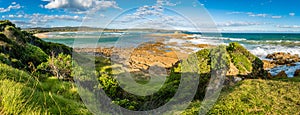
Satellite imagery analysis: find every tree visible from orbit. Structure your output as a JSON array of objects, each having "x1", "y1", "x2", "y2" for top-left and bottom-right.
[{"x1": 38, "y1": 53, "x2": 73, "y2": 80}]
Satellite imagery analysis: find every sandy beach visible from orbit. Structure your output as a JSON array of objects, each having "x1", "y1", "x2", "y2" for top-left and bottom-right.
[{"x1": 34, "y1": 32, "x2": 49, "y2": 38}]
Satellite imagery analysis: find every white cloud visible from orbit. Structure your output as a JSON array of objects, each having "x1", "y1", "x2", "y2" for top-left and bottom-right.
[
  {"x1": 289, "y1": 13, "x2": 295, "y2": 16},
  {"x1": 227, "y1": 11, "x2": 286, "y2": 19},
  {"x1": 227, "y1": 12, "x2": 268, "y2": 18},
  {"x1": 217, "y1": 21, "x2": 262, "y2": 27},
  {"x1": 8, "y1": 13, "x2": 84, "y2": 28},
  {"x1": 7, "y1": 14, "x2": 23, "y2": 18},
  {"x1": 226, "y1": 12, "x2": 243, "y2": 15},
  {"x1": 0, "y1": 2, "x2": 21, "y2": 13},
  {"x1": 249, "y1": 13, "x2": 267, "y2": 17},
  {"x1": 43, "y1": 0, "x2": 120, "y2": 14},
  {"x1": 122, "y1": 0, "x2": 178, "y2": 21},
  {"x1": 11, "y1": 20, "x2": 33, "y2": 25},
  {"x1": 277, "y1": 25, "x2": 300, "y2": 28},
  {"x1": 39, "y1": 4, "x2": 44, "y2": 8},
  {"x1": 29, "y1": 13, "x2": 83, "y2": 25},
  {"x1": 271, "y1": 16, "x2": 282, "y2": 19}
]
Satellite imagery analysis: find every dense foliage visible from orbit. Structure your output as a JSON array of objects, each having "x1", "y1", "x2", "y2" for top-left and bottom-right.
[
  {"x1": 38, "y1": 53, "x2": 73, "y2": 80},
  {"x1": 0, "y1": 20, "x2": 71, "y2": 68}
]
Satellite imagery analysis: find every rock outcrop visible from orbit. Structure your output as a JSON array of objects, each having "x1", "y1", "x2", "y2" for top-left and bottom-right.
[
  {"x1": 294, "y1": 69, "x2": 300, "y2": 77},
  {"x1": 274, "y1": 71, "x2": 288, "y2": 78},
  {"x1": 77, "y1": 41, "x2": 266, "y2": 79},
  {"x1": 262, "y1": 60, "x2": 277, "y2": 69},
  {"x1": 226, "y1": 42, "x2": 265, "y2": 78},
  {"x1": 266, "y1": 52, "x2": 299, "y2": 65},
  {"x1": 176, "y1": 42, "x2": 266, "y2": 79}
]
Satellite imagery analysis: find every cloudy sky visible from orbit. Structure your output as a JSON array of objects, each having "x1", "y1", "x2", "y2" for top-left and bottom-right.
[{"x1": 0, "y1": 0, "x2": 300, "y2": 32}]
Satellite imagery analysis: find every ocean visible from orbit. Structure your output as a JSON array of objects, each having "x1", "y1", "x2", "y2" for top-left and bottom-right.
[{"x1": 43, "y1": 32, "x2": 300, "y2": 77}]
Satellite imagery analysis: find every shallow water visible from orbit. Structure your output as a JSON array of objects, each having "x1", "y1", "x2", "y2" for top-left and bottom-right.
[{"x1": 43, "y1": 32, "x2": 300, "y2": 77}]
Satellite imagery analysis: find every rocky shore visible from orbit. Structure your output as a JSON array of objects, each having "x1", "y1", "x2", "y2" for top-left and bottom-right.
[
  {"x1": 75, "y1": 41, "x2": 300, "y2": 78},
  {"x1": 75, "y1": 41, "x2": 201, "y2": 73},
  {"x1": 262, "y1": 52, "x2": 300, "y2": 77}
]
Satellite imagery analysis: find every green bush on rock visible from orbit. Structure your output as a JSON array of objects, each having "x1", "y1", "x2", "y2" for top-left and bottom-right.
[{"x1": 227, "y1": 42, "x2": 265, "y2": 78}]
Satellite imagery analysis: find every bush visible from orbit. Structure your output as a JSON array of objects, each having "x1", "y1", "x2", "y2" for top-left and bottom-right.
[
  {"x1": 38, "y1": 53, "x2": 73, "y2": 80},
  {"x1": 21, "y1": 44, "x2": 48, "y2": 66}
]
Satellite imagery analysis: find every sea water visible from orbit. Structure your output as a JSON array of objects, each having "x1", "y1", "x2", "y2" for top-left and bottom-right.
[{"x1": 43, "y1": 32, "x2": 300, "y2": 77}]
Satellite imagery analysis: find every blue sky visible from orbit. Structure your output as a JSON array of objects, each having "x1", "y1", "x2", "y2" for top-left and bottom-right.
[{"x1": 0, "y1": 0, "x2": 300, "y2": 32}]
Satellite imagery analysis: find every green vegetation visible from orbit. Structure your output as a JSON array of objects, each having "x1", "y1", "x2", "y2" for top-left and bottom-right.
[
  {"x1": 0, "y1": 20, "x2": 299, "y2": 114},
  {"x1": 0, "y1": 20, "x2": 71, "y2": 69},
  {"x1": 0, "y1": 20, "x2": 91, "y2": 114},
  {"x1": 227, "y1": 42, "x2": 265, "y2": 78},
  {"x1": 0, "y1": 63, "x2": 91, "y2": 114},
  {"x1": 183, "y1": 78, "x2": 300, "y2": 114},
  {"x1": 38, "y1": 53, "x2": 73, "y2": 80}
]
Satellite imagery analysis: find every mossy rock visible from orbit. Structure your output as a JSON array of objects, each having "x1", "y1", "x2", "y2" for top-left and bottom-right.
[
  {"x1": 172, "y1": 42, "x2": 264, "y2": 100},
  {"x1": 227, "y1": 42, "x2": 264, "y2": 78},
  {"x1": 230, "y1": 53, "x2": 252, "y2": 74}
]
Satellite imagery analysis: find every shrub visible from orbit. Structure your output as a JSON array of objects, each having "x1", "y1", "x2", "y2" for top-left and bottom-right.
[
  {"x1": 22, "y1": 44, "x2": 48, "y2": 66},
  {"x1": 38, "y1": 53, "x2": 73, "y2": 80}
]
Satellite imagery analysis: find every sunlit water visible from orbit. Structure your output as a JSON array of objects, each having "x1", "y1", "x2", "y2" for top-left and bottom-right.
[{"x1": 43, "y1": 32, "x2": 300, "y2": 77}]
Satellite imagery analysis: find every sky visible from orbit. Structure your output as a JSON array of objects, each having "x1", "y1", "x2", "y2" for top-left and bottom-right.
[{"x1": 0, "y1": 0, "x2": 300, "y2": 32}]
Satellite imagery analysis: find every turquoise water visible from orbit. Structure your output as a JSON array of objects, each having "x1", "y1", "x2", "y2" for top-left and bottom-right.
[
  {"x1": 222, "y1": 33, "x2": 300, "y2": 41},
  {"x1": 43, "y1": 32, "x2": 300, "y2": 77},
  {"x1": 43, "y1": 32, "x2": 168, "y2": 48},
  {"x1": 43, "y1": 32, "x2": 300, "y2": 56}
]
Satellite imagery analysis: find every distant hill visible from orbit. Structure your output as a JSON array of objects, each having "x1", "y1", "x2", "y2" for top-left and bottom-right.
[{"x1": 24, "y1": 26, "x2": 183, "y2": 34}]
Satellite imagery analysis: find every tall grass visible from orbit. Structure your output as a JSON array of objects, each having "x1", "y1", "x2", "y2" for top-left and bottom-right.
[
  {"x1": 0, "y1": 63, "x2": 91, "y2": 114},
  {"x1": 183, "y1": 78, "x2": 300, "y2": 114}
]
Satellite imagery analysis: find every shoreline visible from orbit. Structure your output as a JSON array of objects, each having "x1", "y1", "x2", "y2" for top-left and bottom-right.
[
  {"x1": 38, "y1": 32, "x2": 300, "y2": 77},
  {"x1": 34, "y1": 32, "x2": 49, "y2": 39}
]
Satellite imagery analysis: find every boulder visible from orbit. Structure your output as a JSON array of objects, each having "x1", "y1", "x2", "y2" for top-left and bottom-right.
[
  {"x1": 226, "y1": 62, "x2": 239, "y2": 76},
  {"x1": 262, "y1": 60, "x2": 277, "y2": 69},
  {"x1": 227, "y1": 42, "x2": 265, "y2": 78},
  {"x1": 266, "y1": 72, "x2": 273, "y2": 79},
  {"x1": 294, "y1": 69, "x2": 300, "y2": 77},
  {"x1": 224, "y1": 76, "x2": 242, "y2": 86},
  {"x1": 274, "y1": 71, "x2": 288, "y2": 78},
  {"x1": 266, "y1": 52, "x2": 300, "y2": 65}
]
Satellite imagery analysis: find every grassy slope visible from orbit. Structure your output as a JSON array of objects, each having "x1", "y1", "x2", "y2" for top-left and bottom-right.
[
  {"x1": 0, "y1": 63, "x2": 91, "y2": 114},
  {"x1": 183, "y1": 78, "x2": 300, "y2": 114},
  {"x1": 1, "y1": 20, "x2": 299, "y2": 114}
]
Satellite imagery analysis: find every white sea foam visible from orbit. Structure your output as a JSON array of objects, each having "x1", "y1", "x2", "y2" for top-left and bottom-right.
[
  {"x1": 269, "y1": 62, "x2": 300, "y2": 77},
  {"x1": 248, "y1": 45, "x2": 300, "y2": 59}
]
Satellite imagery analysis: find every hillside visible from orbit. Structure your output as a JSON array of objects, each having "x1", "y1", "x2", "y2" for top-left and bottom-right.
[
  {"x1": 183, "y1": 78, "x2": 300, "y2": 114},
  {"x1": 0, "y1": 20, "x2": 299, "y2": 114},
  {"x1": 0, "y1": 20, "x2": 91, "y2": 114}
]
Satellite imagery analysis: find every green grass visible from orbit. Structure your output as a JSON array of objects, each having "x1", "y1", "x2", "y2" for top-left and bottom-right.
[
  {"x1": 0, "y1": 63, "x2": 91, "y2": 114},
  {"x1": 231, "y1": 53, "x2": 252, "y2": 74},
  {"x1": 183, "y1": 78, "x2": 300, "y2": 114}
]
